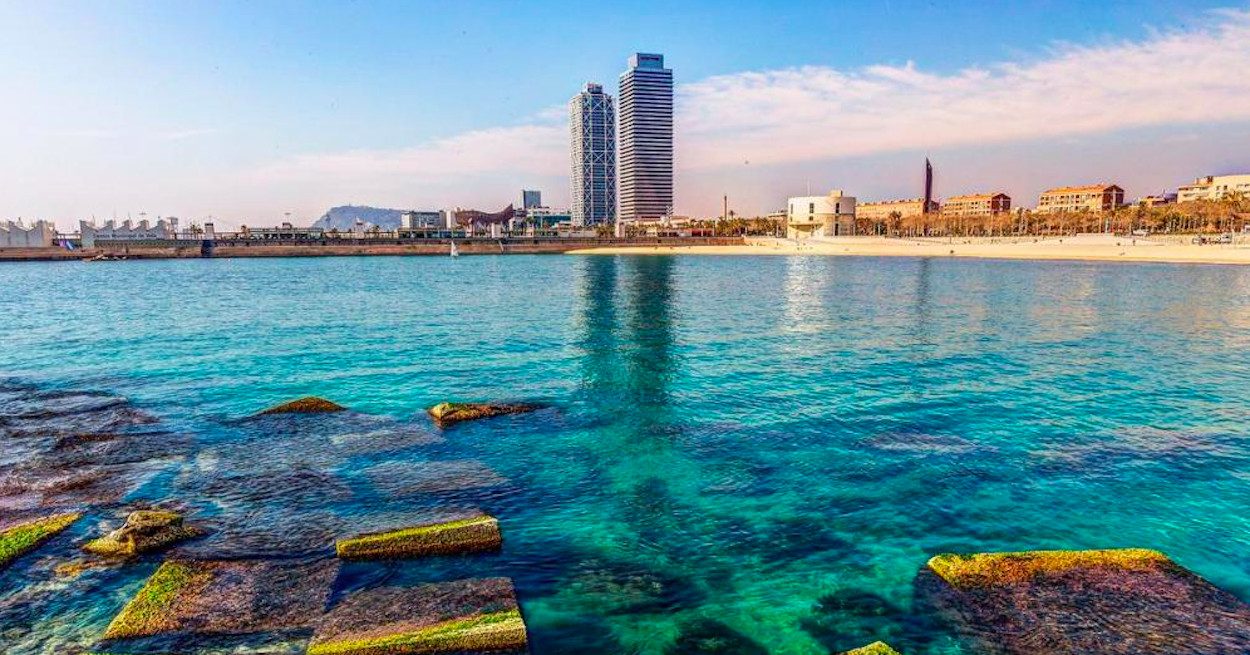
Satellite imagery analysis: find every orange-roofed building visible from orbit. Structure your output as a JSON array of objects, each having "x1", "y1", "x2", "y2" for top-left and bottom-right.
[
  {"x1": 942, "y1": 193, "x2": 1011, "y2": 217},
  {"x1": 1036, "y1": 184, "x2": 1124, "y2": 214}
]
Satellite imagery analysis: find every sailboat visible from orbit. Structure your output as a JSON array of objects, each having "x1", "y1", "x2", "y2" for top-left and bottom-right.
[{"x1": 449, "y1": 240, "x2": 459, "y2": 258}]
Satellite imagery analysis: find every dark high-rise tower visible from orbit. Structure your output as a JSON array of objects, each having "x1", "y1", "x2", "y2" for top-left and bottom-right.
[
  {"x1": 618, "y1": 53, "x2": 673, "y2": 222},
  {"x1": 924, "y1": 158, "x2": 934, "y2": 214},
  {"x1": 570, "y1": 83, "x2": 616, "y2": 227}
]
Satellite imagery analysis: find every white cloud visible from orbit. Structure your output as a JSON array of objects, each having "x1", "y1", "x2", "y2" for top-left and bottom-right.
[
  {"x1": 243, "y1": 9, "x2": 1250, "y2": 216},
  {"x1": 678, "y1": 9, "x2": 1250, "y2": 168}
]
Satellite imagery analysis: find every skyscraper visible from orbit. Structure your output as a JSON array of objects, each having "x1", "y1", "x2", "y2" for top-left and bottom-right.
[
  {"x1": 570, "y1": 82, "x2": 616, "y2": 227},
  {"x1": 618, "y1": 53, "x2": 673, "y2": 223}
]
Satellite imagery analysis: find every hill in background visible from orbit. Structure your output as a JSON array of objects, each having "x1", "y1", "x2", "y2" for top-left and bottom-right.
[{"x1": 311, "y1": 205, "x2": 404, "y2": 230}]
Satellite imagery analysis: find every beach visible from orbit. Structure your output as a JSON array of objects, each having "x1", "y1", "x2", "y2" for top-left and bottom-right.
[{"x1": 569, "y1": 234, "x2": 1250, "y2": 265}]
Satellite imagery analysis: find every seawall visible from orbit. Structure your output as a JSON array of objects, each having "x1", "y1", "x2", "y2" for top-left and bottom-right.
[{"x1": 0, "y1": 237, "x2": 746, "y2": 262}]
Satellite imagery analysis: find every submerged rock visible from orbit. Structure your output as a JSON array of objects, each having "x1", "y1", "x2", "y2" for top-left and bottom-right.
[
  {"x1": 920, "y1": 548, "x2": 1250, "y2": 654},
  {"x1": 104, "y1": 558, "x2": 339, "y2": 640},
  {"x1": 309, "y1": 578, "x2": 527, "y2": 655},
  {"x1": 427, "y1": 402, "x2": 540, "y2": 426},
  {"x1": 667, "y1": 618, "x2": 768, "y2": 655},
  {"x1": 0, "y1": 512, "x2": 81, "y2": 569},
  {"x1": 839, "y1": 643, "x2": 901, "y2": 655},
  {"x1": 83, "y1": 510, "x2": 205, "y2": 557},
  {"x1": 336, "y1": 515, "x2": 502, "y2": 560},
  {"x1": 257, "y1": 397, "x2": 346, "y2": 416},
  {"x1": 366, "y1": 459, "x2": 507, "y2": 499}
]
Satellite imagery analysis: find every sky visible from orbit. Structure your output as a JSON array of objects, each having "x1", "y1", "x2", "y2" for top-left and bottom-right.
[{"x1": 2, "y1": 0, "x2": 1250, "y2": 230}]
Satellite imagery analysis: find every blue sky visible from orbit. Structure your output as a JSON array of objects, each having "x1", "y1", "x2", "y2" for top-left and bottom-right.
[{"x1": 3, "y1": 0, "x2": 1250, "y2": 228}]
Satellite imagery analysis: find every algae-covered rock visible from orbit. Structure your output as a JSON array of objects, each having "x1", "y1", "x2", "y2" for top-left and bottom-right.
[
  {"x1": 309, "y1": 578, "x2": 527, "y2": 655},
  {"x1": 258, "y1": 397, "x2": 346, "y2": 415},
  {"x1": 336, "y1": 515, "x2": 501, "y2": 560},
  {"x1": 103, "y1": 558, "x2": 340, "y2": 640},
  {"x1": 0, "y1": 512, "x2": 81, "y2": 569},
  {"x1": 83, "y1": 510, "x2": 205, "y2": 557},
  {"x1": 427, "y1": 402, "x2": 539, "y2": 426},
  {"x1": 840, "y1": 642, "x2": 901, "y2": 655},
  {"x1": 920, "y1": 548, "x2": 1250, "y2": 654}
]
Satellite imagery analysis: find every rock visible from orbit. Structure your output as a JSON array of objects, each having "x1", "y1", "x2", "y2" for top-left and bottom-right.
[
  {"x1": 0, "y1": 512, "x2": 81, "y2": 569},
  {"x1": 840, "y1": 643, "x2": 901, "y2": 655},
  {"x1": 336, "y1": 515, "x2": 501, "y2": 560},
  {"x1": 82, "y1": 510, "x2": 205, "y2": 557},
  {"x1": 920, "y1": 548, "x2": 1250, "y2": 654},
  {"x1": 257, "y1": 397, "x2": 346, "y2": 415},
  {"x1": 427, "y1": 402, "x2": 539, "y2": 426},
  {"x1": 103, "y1": 558, "x2": 340, "y2": 640},
  {"x1": 366, "y1": 460, "x2": 506, "y2": 499},
  {"x1": 667, "y1": 617, "x2": 768, "y2": 655},
  {"x1": 308, "y1": 578, "x2": 527, "y2": 655}
]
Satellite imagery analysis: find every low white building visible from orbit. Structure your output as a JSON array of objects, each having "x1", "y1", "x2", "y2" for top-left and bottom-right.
[
  {"x1": 786, "y1": 190, "x2": 857, "y2": 239},
  {"x1": 1177, "y1": 174, "x2": 1250, "y2": 203},
  {"x1": 80, "y1": 218, "x2": 176, "y2": 247},
  {"x1": 0, "y1": 220, "x2": 57, "y2": 248}
]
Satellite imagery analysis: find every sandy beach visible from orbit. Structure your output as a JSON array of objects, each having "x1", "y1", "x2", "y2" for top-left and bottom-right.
[{"x1": 568, "y1": 234, "x2": 1250, "y2": 265}]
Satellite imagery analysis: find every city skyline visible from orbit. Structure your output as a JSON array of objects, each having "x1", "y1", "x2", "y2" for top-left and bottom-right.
[{"x1": 2, "y1": 1, "x2": 1250, "y2": 229}]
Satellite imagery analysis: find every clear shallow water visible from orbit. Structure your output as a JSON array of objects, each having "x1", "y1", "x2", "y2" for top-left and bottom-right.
[{"x1": 2, "y1": 254, "x2": 1250, "y2": 654}]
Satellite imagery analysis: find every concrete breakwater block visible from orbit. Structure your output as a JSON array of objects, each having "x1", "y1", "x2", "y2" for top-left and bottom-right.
[
  {"x1": 257, "y1": 397, "x2": 347, "y2": 416},
  {"x1": 103, "y1": 559, "x2": 340, "y2": 640},
  {"x1": 336, "y1": 515, "x2": 502, "y2": 560},
  {"x1": 0, "y1": 512, "x2": 81, "y2": 569},
  {"x1": 839, "y1": 642, "x2": 901, "y2": 655},
  {"x1": 919, "y1": 548, "x2": 1250, "y2": 654},
  {"x1": 83, "y1": 510, "x2": 206, "y2": 557},
  {"x1": 308, "y1": 578, "x2": 527, "y2": 655},
  {"x1": 426, "y1": 402, "x2": 539, "y2": 427}
]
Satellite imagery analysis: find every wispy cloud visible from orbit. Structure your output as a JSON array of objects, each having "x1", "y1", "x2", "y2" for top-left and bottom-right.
[
  {"x1": 158, "y1": 128, "x2": 223, "y2": 141},
  {"x1": 679, "y1": 9, "x2": 1250, "y2": 168}
]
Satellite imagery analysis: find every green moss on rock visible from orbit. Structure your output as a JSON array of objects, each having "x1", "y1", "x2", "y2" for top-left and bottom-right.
[
  {"x1": 0, "y1": 512, "x2": 82, "y2": 569},
  {"x1": 258, "y1": 396, "x2": 346, "y2": 415},
  {"x1": 309, "y1": 578, "x2": 526, "y2": 655},
  {"x1": 840, "y1": 642, "x2": 901, "y2": 655},
  {"x1": 83, "y1": 510, "x2": 205, "y2": 557},
  {"x1": 337, "y1": 516, "x2": 501, "y2": 560},
  {"x1": 427, "y1": 402, "x2": 539, "y2": 426},
  {"x1": 103, "y1": 558, "x2": 339, "y2": 640},
  {"x1": 927, "y1": 548, "x2": 1171, "y2": 589}
]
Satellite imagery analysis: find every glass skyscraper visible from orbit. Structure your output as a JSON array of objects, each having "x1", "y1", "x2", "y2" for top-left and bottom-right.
[
  {"x1": 569, "y1": 82, "x2": 616, "y2": 227},
  {"x1": 618, "y1": 53, "x2": 673, "y2": 222}
]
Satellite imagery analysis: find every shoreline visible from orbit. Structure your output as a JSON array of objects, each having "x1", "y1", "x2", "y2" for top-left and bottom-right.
[{"x1": 566, "y1": 235, "x2": 1250, "y2": 266}]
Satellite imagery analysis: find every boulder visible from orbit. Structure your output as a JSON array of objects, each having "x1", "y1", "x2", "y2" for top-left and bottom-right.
[
  {"x1": 920, "y1": 548, "x2": 1250, "y2": 654},
  {"x1": 82, "y1": 510, "x2": 205, "y2": 557},
  {"x1": 308, "y1": 578, "x2": 527, "y2": 655},
  {"x1": 427, "y1": 402, "x2": 539, "y2": 426},
  {"x1": 103, "y1": 558, "x2": 340, "y2": 640},
  {"x1": 840, "y1": 643, "x2": 901, "y2": 655},
  {"x1": 336, "y1": 515, "x2": 501, "y2": 560},
  {"x1": 0, "y1": 512, "x2": 81, "y2": 569},
  {"x1": 257, "y1": 397, "x2": 346, "y2": 415}
]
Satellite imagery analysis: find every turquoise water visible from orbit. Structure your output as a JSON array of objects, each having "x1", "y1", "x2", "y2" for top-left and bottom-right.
[{"x1": 2, "y1": 254, "x2": 1250, "y2": 654}]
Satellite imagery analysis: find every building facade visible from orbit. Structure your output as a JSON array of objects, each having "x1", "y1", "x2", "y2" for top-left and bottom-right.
[
  {"x1": 80, "y1": 218, "x2": 177, "y2": 247},
  {"x1": 857, "y1": 198, "x2": 938, "y2": 222},
  {"x1": 521, "y1": 190, "x2": 542, "y2": 210},
  {"x1": 786, "y1": 191, "x2": 857, "y2": 239},
  {"x1": 0, "y1": 220, "x2": 56, "y2": 248},
  {"x1": 1036, "y1": 184, "x2": 1124, "y2": 214},
  {"x1": 1177, "y1": 174, "x2": 1250, "y2": 203},
  {"x1": 400, "y1": 211, "x2": 442, "y2": 229},
  {"x1": 942, "y1": 193, "x2": 1011, "y2": 217},
  {"x1": 618, "y1": 53, "x2": 673, "y2": 223},
  {"x1": 570, "y1": 83, "x2": 616, "y2": 227}
]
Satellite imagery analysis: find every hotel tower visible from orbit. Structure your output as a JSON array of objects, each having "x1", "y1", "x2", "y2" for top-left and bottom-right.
[
  {"x1": 617, "y1": 53, "x2": 673, "y2": 222},
  {"x1": 570, "y1": 82, "x2": 617, "y2": 227}
]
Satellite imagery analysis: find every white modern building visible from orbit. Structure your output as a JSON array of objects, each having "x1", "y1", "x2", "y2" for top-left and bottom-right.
[
  {"x1": 399, "y1": 210, "x2": 442, "y2": 229},
  {"x1": 0, "y1": 220, "x2": 57, "y2": 248},
  {"x1": 1177, "y1": 174, "x2": 1250, "y2": 203},
  {"x1": 570, "y1": 82, "x2": 617, "y2": 227},
  {"x1": 786, "y1": 191, "x2": 857, "y2": 239},
  {"x1": 618, "y1": 53, "x2": 673, "y2": 223},
  {"x1": 80, "y1": 218, "x2": 177, "y2": 247}
]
